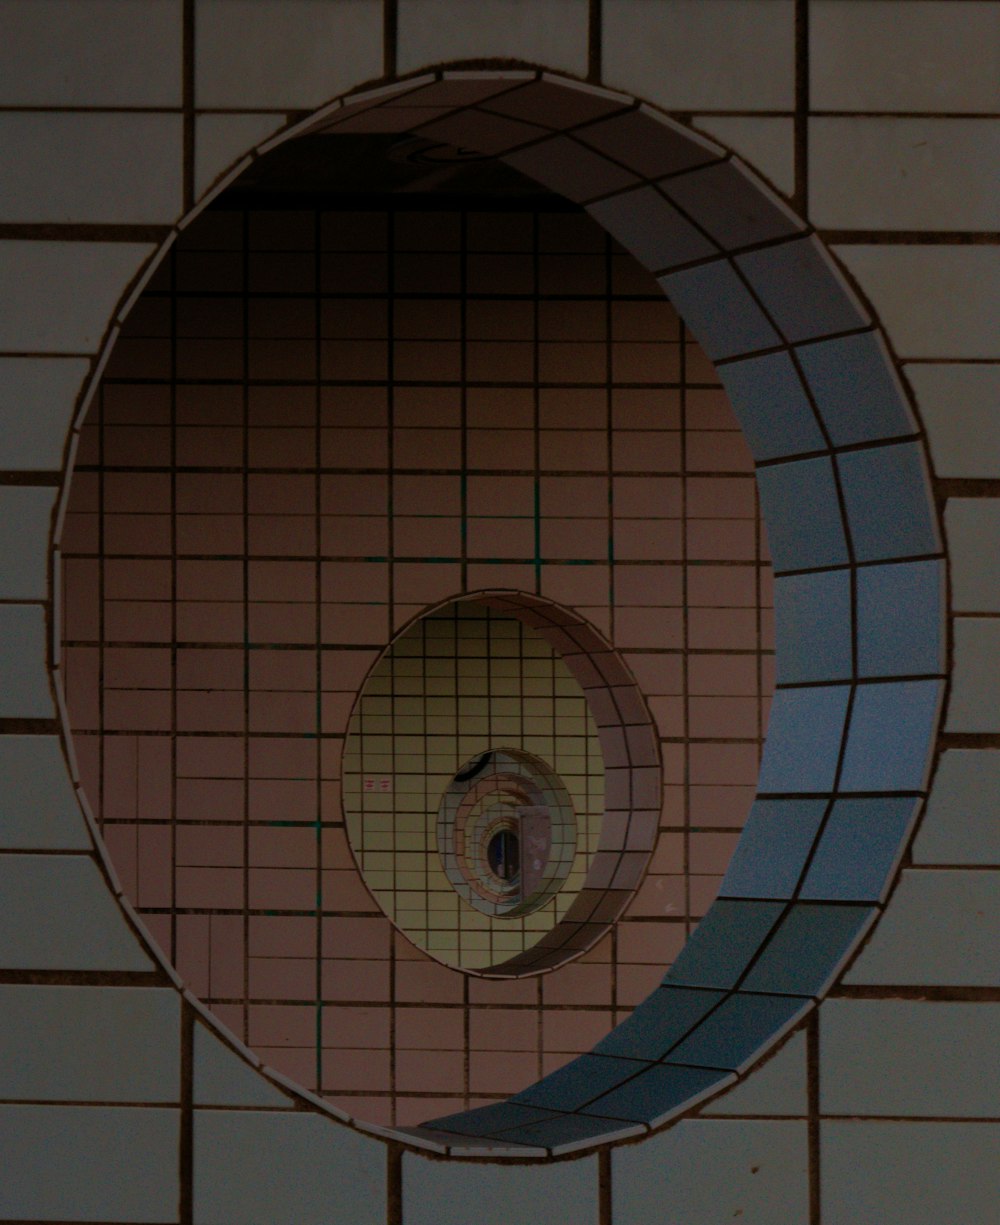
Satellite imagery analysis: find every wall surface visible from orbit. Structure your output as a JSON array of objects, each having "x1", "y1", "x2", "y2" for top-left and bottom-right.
[{"x1": 1, "y1": 2, "x2": 997, "y2": 1223}]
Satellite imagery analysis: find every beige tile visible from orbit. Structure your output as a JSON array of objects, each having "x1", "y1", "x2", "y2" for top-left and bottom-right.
[
  {"x1": 0, "y1": 241, "x2": 155, "y2": 353},
  {"x1": 905, "y1": 364, "x2": 1000, "y2": 480},
  {"x1": 195, "y1": 113, "x2": 288, "y2": 199},
  {"x1": 811, "y1": 1, "x2": 1000, "y2": 113},
  {"x1": 0, "y1": 488, "x2": 56, "y2": 600},
  {"x1": 398, "y1": 0, "x2": 588, "y2": 77},
  {"x1": 196, "y1": 0, "x2": 383, "y2": 109},
  {"x1": 603, "y1": 0, "x2": 795, "y2": 111},
  {"x1": 692, "y1": 116, "x2": 795, "y2": 197},
  {"x1": 811, "y1": 118, "x2": 999, "y2": 232},
  {"x1": 945, "y1": 500, "x2": 1000, "y2": 612},
  {"x1": 0, "y1": 113, "x2": 183, "y2": 225},
  {"x1": 0, "y1": 0, "x2": 182, "y2": 106},
  {"x1": 833, "y1": 245, "x2": 1000, "y2": 359}
]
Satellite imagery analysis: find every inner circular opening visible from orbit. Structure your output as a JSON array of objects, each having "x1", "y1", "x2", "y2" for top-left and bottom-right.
[{"x1": 487, "y1": 828, "x2": 519, "y2": 883}]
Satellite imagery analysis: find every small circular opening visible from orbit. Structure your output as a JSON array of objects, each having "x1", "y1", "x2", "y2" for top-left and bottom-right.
[{"x1": 486, "y1": 828, "x2": 520, "y2": 883}]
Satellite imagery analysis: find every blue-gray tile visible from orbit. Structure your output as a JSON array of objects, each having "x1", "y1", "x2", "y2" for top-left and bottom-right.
[
  {"x1": 720, "y1": 799, "x2": 828, "y2": 899},
  {"x1": 844, "y1": 869, "x2": 1000, "y2": 988},
  {"x1": 667, "y1": 993, "x2": 812, "y2": 1073},
  {"x1": 425, "y1": 1101, "x2": 555, "y2": 1139},
  {"x1": 195, "y1": 1110, "x2": 386, "y2": 1225},
  {"x1": 839, "y1": 680, "x2": 943, "y2": 791},
  {"x1": 402, "y1": 1148, "x2": 599, "y2": 1225},
  {"x1": 737, "y1": 236, "x2": 868, "y2": 343},
  {"x1": 0, "y1": 985, "x2": 179, "y2": 1102},
  {"x1": 513, "y1": 1053, "x2": 649, "y2": 1112},
  {"x1": 0, "y1": 853, "x2": 153, "y2": 971},
  {"x1": 0, "y1": 603, "x2": 54, "y2": 719},
  {"x1": 795, "y1": 331, "x2": 915, "y2": 447},
  {"x1": 594, "y1": 985, "x2": 727, "y2": 1059},
  {"x1": 774, "y1": 570, "x2": 852, "y2": 684},
  {"x1": 913, "y1": 750, "x2": 1000, "y2": 865},
  {"x1": 757, "y1": 685, "x2": 851, "y2": 794},
  {"x1": 837, "y1": 442, "x2": 939, "y2": 562},
  {"x1": 587, "y1": 186, "x2": 718, "y2": 273},
  {"x1": 658, "y1": 259, "x2": 780, "y2": 361},
  {"x1": 663, "y1": 899, "x2": 785, "y2": 990},
  {"x1": 856, "y1": 560, "x2": 945, "y2": 677},
  {"x1": 740, "y1": 903, "x2": 876, "y2": 997},
  {"x1": 0, "y1": 735, "x2": 90, "y2": 849},
  {"x1": 492, "y1": 1111, "x2": 643, "y2": 1155},
  {"x1": 821, "y1": 1121, "x2": 1000, "y2": 1225},
  {"x1": 800, "y1": 797, "x2": 920, "y2": 902},
  {"x1": 0, "y1": 1104, "x2": 179, "y2": 1223},
  {"x1": 659, "y1": 159, "x2": 803, "y2": 251},
  {"x1": 580, "y1": 1063, "x2": 734, "y2": 1126},
  {"x1": 613, "y1": 1119, "x2": 810, "y2": 1225},
  {"x1": 755, "y1": 456, "x2": 848, "y2": 573},
  {"x1": 720, "y1": 350, "x2": 826, "y2": 462}
]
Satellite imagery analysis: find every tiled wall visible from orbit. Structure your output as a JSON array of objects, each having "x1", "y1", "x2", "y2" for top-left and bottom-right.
[
  {"x1": 1, "y1": 3, "x2": 997, "y2": 1223},
  {"x1": 59, "y1": 199, "x2": 772, "y2": 1126}
]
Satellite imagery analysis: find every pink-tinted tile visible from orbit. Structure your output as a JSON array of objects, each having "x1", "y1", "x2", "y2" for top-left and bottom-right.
[
  {"x1": 541, "y1": 1010, "x2": 614, "y2": 1056},
  {"x1": 396, "y1": 1007, "x2": 465, "y2": 1051},
  {"x1": 136, "y1": 824, "x2": 174, "y2": 908},
  {"x1": 687, "y1": 519, "x2": 757, "y2": 562},
  {"x1": 176, "y1": 865, "x2": 243, "y2": 910},
  {"x1": 686, "y1": 431, "x2": 754, "y2": 473},
  {"x1": 249, "y1": 1003, "x2": 315, "y2": 1048},
  {"x1": 539, "y1": 428, "x2": 607, "y2": 473},
  {"x1": 395, "y1": 516, "x2": 462, "y2": 557},
  {"x1": 394, "y1": 960, "x2": 463, "y2": 1005},
  {"x1": 321, "y1": 1004, "x2": 391, "y2": 1049},
  {"x1": 616, "y1": 921, "x2": 687, "y2": 966},
  {"x1": 321, "y1": 603, "x2": 389, "y2": 644},
  {"x1": 395, "y1": 475, "x2": 462, "y2": 517},
  {"x1": 612, "y1": 472, "x2": 681, "y2": 516},
  {"x1": 207, "y1": 914, "x2": 245, "y2": 999},
  {"x1": 466, "y1": 517, "x2": 534, "y2": 559},
  {"x1": 468, "y1": 387, "x2": 534, "y2": 429},
  {"x1": 248, "y1": 737, "x2": 316, "y2": 780},
  {"x1": 176, "y1": 824, "x2": 243, "y2": 867},
  {"x1": 323, "y1": 1047, "x2": 392, "y2": 1093},
  {"x1": 613, "y1": 607, "x2": 684, "y2": 651},
  {"x1": 249, "y1": 957, "x2": 316, "y2": 1000},
  {"x1": 689, "y1": 695, "x2": 761, "y2": 740},
  {"x1": 400, "y1": 1047, "x2": 469, "y2": 1096},
  {"x1": 175, "y1": 913, "x2": 211, "y2": 997},
  {"x1": 469, "y1": 1050, "x2": 537, "y2": 1095},
  {"x1": 322, "y1": 916, "x2": 391, "y2": 960},
  {"x1": 688, "y1": 654, "x2": 760, "y2": 696},
  {"x1": 612, "y1": 430, "x2": 681, "y2": 473},
  {"x1": 466, "y1": 429, "x2": 535, "y2": 470},
  {"x1": 689, "y1": 741, "x2": 761, "y2": 787}
]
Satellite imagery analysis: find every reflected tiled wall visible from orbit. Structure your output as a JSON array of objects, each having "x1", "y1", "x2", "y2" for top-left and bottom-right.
[{"x1": 60, "y1": 201, "x2": 772, "y2": 1125}]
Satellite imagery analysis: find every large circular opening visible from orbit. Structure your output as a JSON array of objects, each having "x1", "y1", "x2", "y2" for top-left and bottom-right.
[
  {"x1": 54, "y1": 69, "x2": 942, "y2": 1151},
  {"x1": 60, "y1": 134, "x2": 772, "y2": 1124}
]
